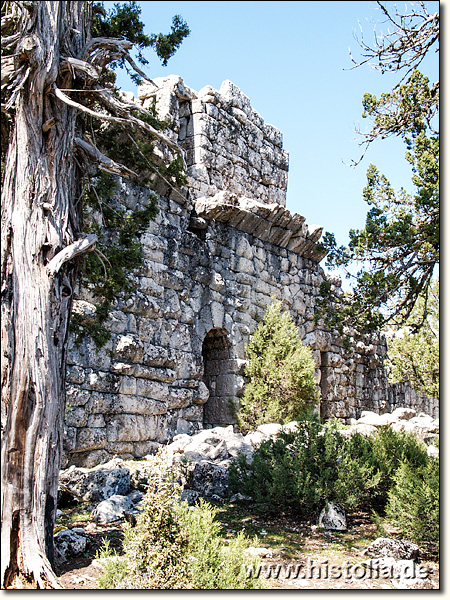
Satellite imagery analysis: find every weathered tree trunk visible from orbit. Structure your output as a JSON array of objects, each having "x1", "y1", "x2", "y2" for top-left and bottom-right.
[{"x1": 1, "y1": 2, "x2": 92, "y2": 588}]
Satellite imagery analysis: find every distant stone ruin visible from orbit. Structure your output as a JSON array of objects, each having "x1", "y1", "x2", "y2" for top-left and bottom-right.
[{"x1": 64, "y1": 76, "x2": 437, "y2": 467}]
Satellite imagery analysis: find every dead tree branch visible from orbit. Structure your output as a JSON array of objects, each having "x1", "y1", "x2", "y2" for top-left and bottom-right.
[
  {"x1": 47, "y1": 234, "x2": 98, "y2": 276},
  {"x1": 348, "y1": 1, "x2": 439, "y2": 86},
  {"x1": 74, "y1": 136, "x2": 138, "y2": 178}
]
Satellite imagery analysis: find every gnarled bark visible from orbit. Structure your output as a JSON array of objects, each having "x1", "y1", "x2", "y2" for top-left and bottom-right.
[
  {"x1": 1, "y1": 1, "x2": 185, "y2": 588},
  {"x1": 1, "y1": 1, "x2": 91, "y2": 588}
]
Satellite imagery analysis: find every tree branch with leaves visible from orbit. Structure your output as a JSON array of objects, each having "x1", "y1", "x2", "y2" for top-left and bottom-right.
[
  {"x1": 317, "y1": 1, "x2": 439, "y2": 339},
  {"x1": 1, "y1": 0, "x2": 189, "y2": 588}
]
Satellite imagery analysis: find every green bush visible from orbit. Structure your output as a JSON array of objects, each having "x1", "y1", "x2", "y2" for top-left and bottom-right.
[
  {"x1": 386, "y1": 456, "x2": 439, "y2": 553},
  {"x1": 96, "y1": 539, "x2": 130, "y2": 589},
  {"x1": 229, "y1": 418, "x2": 436, "y2": 521},
  {"x1": 97, "y1": 452, "x2": 264, "y2": 589},
  {"x1": 174, "y1": 499, "x2": 263, "y2": 589},
  {"x1": 238, "y1": 301, "x2": 318, "y2": 432},
  {"x1": 367, "y1": 425, "x2": 429, "y2": 500},
  {"x1": 230, "y1": 417, "x2": 380, "y2": 516}
]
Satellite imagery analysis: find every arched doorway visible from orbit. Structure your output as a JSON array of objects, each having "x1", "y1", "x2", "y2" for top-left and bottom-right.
[{"x1": 202, "y1": 328, "x2": 239, "y2": 428}]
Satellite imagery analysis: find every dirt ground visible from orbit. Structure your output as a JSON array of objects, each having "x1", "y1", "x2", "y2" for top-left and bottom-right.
[{"x1": 54, "y1": 506, "x2": 439, "y2": 590}]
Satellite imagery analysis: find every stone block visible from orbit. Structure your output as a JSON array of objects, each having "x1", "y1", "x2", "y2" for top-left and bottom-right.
[
  {"x1": 193, "y1": 381, "x2": 210, "y2": 404},
  {"x1": 115, "y1": 395, "x2": 167, "y2": 416},
  {"x1": 54, "y1": 529, "x2": 88, "y2": 564},
  {"x1": 66, "y1": 365, "x2": 86, "y2": 385},
  {"x1": 63, "y1": 427, "x2": 78, "y2": 453},
  {"x1": 66, "y1": 385, "x2": 90, "y2": 407},
  {"x1": 87, "y1": 414, "x2": 106, "y2": 428},
  {"x1": 115, "y1": 335, "x2": 144, "y2": 363},
  {"x1": 135, "y1": 379, "x2": 169, "y2": 401},
  {"x1": 166, "y1": 388, "x2": 194, "y2": 410},
  {"x1": 143, "y1": 344, "x2": 177, "y2": 368},
  {"x1": 107, "y1": 414, "x2": 158, "y2": 443},
  {"x1": 182, "y1": 404, "x2": 203, "y2": 421},
  {"x1": 76, "y1": 427, "x2": 107, "y2": 452},
  {"x1": 86, "y1": 371, "x2": 120, "y2": 393},
  {"x1": 133, "y1": 365, "x2": 176, "y2": 383},
  {"x1": 65, "y1": 406, "x2": 88, "y2": 428}
]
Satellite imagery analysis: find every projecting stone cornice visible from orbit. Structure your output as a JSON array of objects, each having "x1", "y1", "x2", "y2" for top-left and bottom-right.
[{"x1": 193, "y1": 191, "x2": 327, "y2": 263}]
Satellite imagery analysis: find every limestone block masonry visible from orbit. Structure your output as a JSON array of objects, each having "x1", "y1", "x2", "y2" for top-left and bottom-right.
[{"x1": 64, "y1": 76, "x2": 438, "y2": 467}]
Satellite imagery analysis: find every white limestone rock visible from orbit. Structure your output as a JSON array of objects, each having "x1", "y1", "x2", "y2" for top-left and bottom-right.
[
  {"x1": 427, "y1": 445, "x2": 439, "y2": 458},
  {"x1": 364, "y1": 537, "x2": 419, "y2": 561},
  {"x1": 59, "y1": 459, "x2": 131, "y2": 503},
  {"x1": 390, "y1": 407, "x2": 416, "y2": 421},
  {"x1": 91, "y1": 494, "x2": 134, "y2": 524},
  {"x1": 256, "y1": 423, "x2": 283, "y2": 437}
]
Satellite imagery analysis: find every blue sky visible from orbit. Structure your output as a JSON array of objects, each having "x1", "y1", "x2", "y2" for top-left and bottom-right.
[{"x1": 103, "y1": 1, "x2": 439, "y2": 250}]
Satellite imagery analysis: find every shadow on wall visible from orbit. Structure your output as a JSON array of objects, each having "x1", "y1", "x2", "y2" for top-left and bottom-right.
[{"x1": 202, "y1": 328, "x2": 240, "y2": 428}]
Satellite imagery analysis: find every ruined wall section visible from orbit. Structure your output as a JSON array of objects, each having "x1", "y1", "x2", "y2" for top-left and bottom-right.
[
  {"x1": 139, "y1": 76, "x2": 289, "y2": 206},
  {"x1": 64, "y1": 187, "x2": 393, "y2": 467},
  {"x1": 63, "y1": 77, "x2": 437, "y2": 468}
]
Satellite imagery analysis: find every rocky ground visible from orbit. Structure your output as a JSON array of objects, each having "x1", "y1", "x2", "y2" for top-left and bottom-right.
[
  {"x1": 54, "y1": 408, "x2": 439, "y2": 590},
  {"x1": 54, "y1": 504, "x2": 439, "y2": 590}
]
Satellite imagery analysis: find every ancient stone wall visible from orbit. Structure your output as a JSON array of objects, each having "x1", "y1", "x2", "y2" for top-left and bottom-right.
[
  {"x1": 139, "y1": 75, "x2": 289, "y2": 206},
  {"x1": 63, "y1": 76, "x2": 438, "y2": 467}
]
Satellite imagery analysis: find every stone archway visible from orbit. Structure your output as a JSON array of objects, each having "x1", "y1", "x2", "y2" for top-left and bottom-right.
[{"x1": 202, "y1": 328, "x2": 239, "y2": 428}]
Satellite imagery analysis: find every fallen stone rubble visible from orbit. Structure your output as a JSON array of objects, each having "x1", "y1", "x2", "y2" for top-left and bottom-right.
[
  {"x1": 55, "y1": 407, "x2": 439, "y2": 583},
  {"x1": 343, "y1": 408, "x2": 439, "y2": 453},
  {"x1": 359, "y1": 538, "x2": 433, "y2": 589}
]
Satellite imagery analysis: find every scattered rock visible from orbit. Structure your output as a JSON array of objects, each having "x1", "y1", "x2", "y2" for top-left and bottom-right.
[
  {"x1": 58, "y1": 408, "x2": 438, "y2": 534},
  {"x1": 126, "y1": 489, "x2": 144, "y2": 505},
  {"x1": 347, "y1": 423, "x2": 378, "y2": 437},
  {"x1": 54, "y1": 528, "x2": 89, "y2": 564},
  {"x1": 59, "y1": 459, "x2": 130, "y2": 504},
  {"x1": 243, "y1": 430, "x2": 267, "y2": 448},
  {"x1": 91, "y1": 494, "x2": 134, "y2": 524},
  {"x1": 124, "y1": 461, "x2": 156, "y2": 492},
  {"x1": 57, "y1": 483, "x2": 81, "y2": 508},
  {"x1": 370, "y1": 557, "x2": 433, "y2": 589},
  {"x1": 390, "y1": 407, "x2": 416, "y2": 421},
  {"x1": 229, "y1": 492, "x2": 253, "y2": 504},
  {"x1": 189, "y1": 460, "x2": 229, "y2": 499},
  {"x1": 167, "y1": 433, "x2": 192, "y2": 454},
  {"x1": 180, "y1": 489, "x2": 200, "y2": 505},
  {"x1": 282, "y1": 421, "x2": 301, "y2": 434},
  {"x1": 184, "y1": 440, "x2": 229, "y2": 463},
  {"x1": 427, "y1": 445, "x2": 439, "y2": 458},
  {"x1": 347, "y1": 408, "x2": 439, "y2": 445},
  {"x1": 256, "y1": 423, "x2": 283, "y2": 437},
  {"x1": 363, "y1": 537, "x2": 419, "y2": 561},
  {"x1": 358, "y1": 411, "x2": 389, "y2": 427},
  {"x1": 318, "y1": 502, "x2": 347, "y2": 531}
]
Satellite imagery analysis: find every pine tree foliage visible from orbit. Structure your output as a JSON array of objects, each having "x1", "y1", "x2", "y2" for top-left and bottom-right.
[
  {"x1": 387, "y1": 279, "x2": 439, "y2": 398},
  {"x1": 317, "y1": 2, "x2": 439, "y2": 336},
  {"x1": 238, "y1": 302, "x2": 317, "y2": 432},
  {"x1": 386, "y1": 455, "x2": 439, "y2": 553},
  {"x1": 0, "y1": 0, "x2": 189, "y2": 588}
]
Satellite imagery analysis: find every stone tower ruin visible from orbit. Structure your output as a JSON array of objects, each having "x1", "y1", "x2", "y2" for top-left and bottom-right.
[{"x1": 64, "y1": 76, "x2": 436, "y2": 467}]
